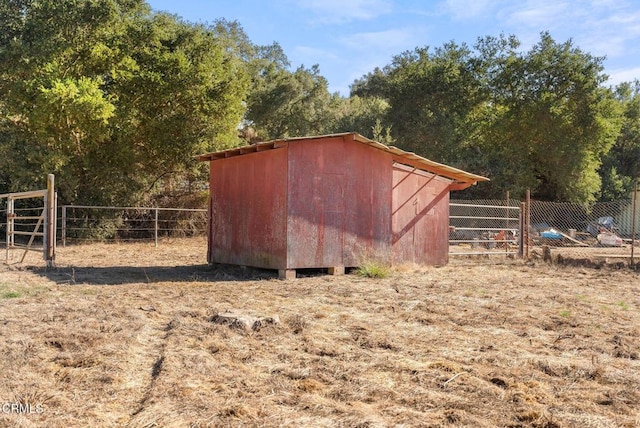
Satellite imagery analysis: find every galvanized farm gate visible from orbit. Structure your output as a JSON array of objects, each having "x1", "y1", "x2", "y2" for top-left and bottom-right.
[
  {"x1": 449, "y1": 199, "x2": 522, "y2": 257},
  {"x1": 0, "y1": 174, "x2": 56, "y2": 266}
]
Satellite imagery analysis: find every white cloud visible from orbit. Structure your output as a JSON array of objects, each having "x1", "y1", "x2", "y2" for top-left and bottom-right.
[
  {"x1": 296, "y1": 0, "x2": 393, "y2": 24},
  {"x1": 580, "y1": 9, "x2": 640, "y2": 58},
  {"x1": 482, "y1": 0, "x2": 640, "y2": 63},
  {"x1": 340, "y1": 29, "x2": 415, "y2": 51},
  {"x1": 606, "y1": 67, "x2": 640, "y2": 85},
  {"x1": 440, "y1": 0, "x2": 501, "y2": 20},
  {"x1": 499, "y1": 1, "x2": 571, "y2": 29}
]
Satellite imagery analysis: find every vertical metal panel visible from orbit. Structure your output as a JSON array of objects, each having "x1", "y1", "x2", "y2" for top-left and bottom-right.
[
  {"x1": 209, "y1": 148, "x2": 288, "y2": 269},
  {"x1": 342, "y1": 139, "x2": 393, "y2": 266},
  {"x1": 287, "y1": 136, "x2": 345, "y2": 269},
  {"x1": 392, "y1": 163, "x2": 451, "y2": 265}
]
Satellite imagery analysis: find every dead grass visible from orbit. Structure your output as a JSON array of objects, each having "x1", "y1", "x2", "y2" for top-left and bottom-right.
[{"x1": 0, "y1": 238, "x2": 639, "y2": 427}]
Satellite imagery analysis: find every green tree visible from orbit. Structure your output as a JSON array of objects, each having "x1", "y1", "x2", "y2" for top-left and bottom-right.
[
  {"x1": 0, "y1": 0, "x2": 248, "y2": 205},
  {"x1": 352, "y1": 42, "x2": 484, "y2": 164},
  {"x1": 351, "y1": 33, "x2": 623, "y2": 202},
  {"x1": 331, "y1": 95, "x2": 392, "y2": 142},
  {"x1": 481, "y1": 33, "x2": 621, "y2": 202},
  {"x1": 599, "y1": 81, "x2": 640, "y2": 200},
  {"x1": 244, "y1": 63, "x2": 342, "y2": 141}
]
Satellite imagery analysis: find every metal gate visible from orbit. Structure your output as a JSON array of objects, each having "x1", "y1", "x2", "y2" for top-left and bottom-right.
[
  {"x1": 0, "y1": 175, "x2": 56, "y2": 266},
  {"x1": 449, "y1": 201, "x2": 521, "y2": 256}
]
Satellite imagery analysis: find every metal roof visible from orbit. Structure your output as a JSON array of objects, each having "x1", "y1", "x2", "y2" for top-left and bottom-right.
[{"x1": 195, "y1": 132, "x2": 489, "y2": 185}]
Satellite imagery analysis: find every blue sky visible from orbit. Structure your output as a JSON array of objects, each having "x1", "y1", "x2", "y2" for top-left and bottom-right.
[{"x1": 146, "y1": 0, "x2": 640, "y2": 95}]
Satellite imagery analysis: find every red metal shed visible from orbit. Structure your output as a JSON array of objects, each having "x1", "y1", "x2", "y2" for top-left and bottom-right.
[{"x1": 196, "y1": 133, "x2": 488, "y2": 278}]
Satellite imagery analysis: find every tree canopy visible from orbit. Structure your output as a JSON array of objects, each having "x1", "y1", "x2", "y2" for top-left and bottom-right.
[
  {"x1": 1, "y1": 2, "x2": 638, "y2": 205},
  {"x1": 0, "y1": 0, "x2": 248, "y2": 205},
  {"x1": 352, "y1": 33, "x2": 626, "y2": 202}
]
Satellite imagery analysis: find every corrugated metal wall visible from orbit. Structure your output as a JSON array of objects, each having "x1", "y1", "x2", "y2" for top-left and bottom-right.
[
  {"x1": 207, "y1": 135, "x2": 453, "y2": 271},
  {"x1": 208, "y1": 148, "x2": 288, "y2": 269},
  {"x1": 392, "y1": 163, "x2": 450, "y2": 265}
]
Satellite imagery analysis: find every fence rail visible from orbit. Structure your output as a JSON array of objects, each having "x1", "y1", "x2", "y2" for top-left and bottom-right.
[
  {"x1": 449, "y1": 200, "x2": 521, "y2": 256},
  {"x1": 450, "y1": 186, "x2": 639, "y2": 266},
  {"x1": 60, "y1": 205, "x2": 207, "y2": 247},
  {"x1": 0, "y1": 175, "x2": 56, "y2": 265}
]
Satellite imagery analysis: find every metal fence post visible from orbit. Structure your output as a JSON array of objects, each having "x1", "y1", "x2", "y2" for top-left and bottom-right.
[
  {"x1": 505, "y1": 191, "x2": 510, "y2": 254},
  {"x1": 61, "y1": 205, "x2": 66, "y2": 247},
  {"x1": 154, "y1": 208, "x2": 159, "y2": 248},
  {"x1": 519, "y1": 202, "x2": 525, "y2": 258},
  {"x1": 525, "y1": 190, "x2": 531, "y2": 260}
]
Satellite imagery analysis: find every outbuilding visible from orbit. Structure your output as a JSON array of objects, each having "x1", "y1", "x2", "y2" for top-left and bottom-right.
[{"x1": 196, "y1": 132, "x2": 488, "y2": 278}]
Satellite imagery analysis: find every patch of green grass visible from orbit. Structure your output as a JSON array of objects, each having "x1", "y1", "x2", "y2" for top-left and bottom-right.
[
  {"x1": 355, "y1": 260, "x2": 391, "y2": 279},
  {"x1": 1, "y1": 290, "x2": 21, "y2": 299},
  {"x1": 0, "y1": 282, "x2": 49, "y2": 299},
  {"x1": 559, "y1": 310, "x2": 571, "y2": 318},
  {"x1": 616, "y1": 301, "x2": 629, "y2": 310}
]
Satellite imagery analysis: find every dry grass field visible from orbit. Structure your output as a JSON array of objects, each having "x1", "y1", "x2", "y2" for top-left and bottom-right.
[{"x1": 1, "y1": 238, "x2": 639, "y2": 427}]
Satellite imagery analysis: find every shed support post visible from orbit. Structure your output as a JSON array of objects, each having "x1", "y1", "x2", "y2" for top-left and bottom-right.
[
  {"x1": 279, "y1": 269, "x2": 296, "y2": 280},
  {"x1": 328, "y1": 266, "x2": 345, "y2": 275}
]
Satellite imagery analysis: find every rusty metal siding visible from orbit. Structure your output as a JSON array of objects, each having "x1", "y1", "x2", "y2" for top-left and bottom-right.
[
  {"x1": 392, "y1": 163, "x2": 451, "y2": 265},
  {"x1": 206, "y1": 134, "x2": 454, "y2": 271},
  {"x1": 286, "y1": 136, "x2": 346, "y2": 269},
  {"x1": 342, "y1": 138, "x2": 393, "y2": 267},
  {"x1": 208, "y1": 148, "x2": 288, "y2": 269},
  {"x1": 286, "y1": 136, "x2": 394, "y2": 269}
]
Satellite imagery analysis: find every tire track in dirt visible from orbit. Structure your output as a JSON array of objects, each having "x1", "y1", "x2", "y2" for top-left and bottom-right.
[{"x1": 124, "y1": 312, "x2": 177, "y2": 427}]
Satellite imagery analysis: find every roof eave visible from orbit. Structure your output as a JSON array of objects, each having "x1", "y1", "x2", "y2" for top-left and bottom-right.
[{"x1": 195, "y1": 132, "x2": 490, "y2": 185}]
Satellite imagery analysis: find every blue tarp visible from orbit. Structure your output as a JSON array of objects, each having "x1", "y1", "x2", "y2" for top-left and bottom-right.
[{"x1": 540, "y1": 229, "x2": 563, "y2": 239}]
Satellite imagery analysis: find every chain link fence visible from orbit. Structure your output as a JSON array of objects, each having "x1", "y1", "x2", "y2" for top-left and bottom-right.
[
  {"x1": 528, "y1": 196, "x2": 639, "y2": 263},
  {"x1": 449, "y1": 189, "x2": 639, "y2": 266}
]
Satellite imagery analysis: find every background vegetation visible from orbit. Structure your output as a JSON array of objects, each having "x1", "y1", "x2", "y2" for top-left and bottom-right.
[{"x1": 1, "y1": 0, "x2": 638, "y2": 206}]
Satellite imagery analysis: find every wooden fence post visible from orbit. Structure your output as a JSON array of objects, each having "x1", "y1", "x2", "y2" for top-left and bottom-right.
[
  {"x1": 45, "y1": 174, "x2": 56, "y2": 267},
  {"x1": 632, "y1": 180, "x2": 637, "y2": 266},
  {"x1": 5, "y1": 197, "x2": 12, "y2": 263}
]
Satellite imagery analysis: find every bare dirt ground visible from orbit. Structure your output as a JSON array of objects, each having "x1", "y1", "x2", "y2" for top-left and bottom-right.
[{"x1": 0, "y1": 238, "x2": 639, "y2": 427}]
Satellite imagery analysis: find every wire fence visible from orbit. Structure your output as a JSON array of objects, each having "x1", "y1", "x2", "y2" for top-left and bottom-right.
[
  {"x1": 449, "y1": 189, "x2": 639, "y2": 265},
  {"x1": 1, "y1": 191, "x2": 637, "y2": 266},
  {"x1": 449, "y1": 199, "x2": 521, "y2": 256},
  {"x1": 60, "y1": 205, "x2": 207, "y2": 246},
  {"x1": 528, "y1": 197, "x2": 638, "y2": 263}
]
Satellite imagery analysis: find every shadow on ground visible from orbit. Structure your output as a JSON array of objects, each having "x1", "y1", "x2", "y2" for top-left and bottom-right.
[{"x1": 29, "y1": 263, "x2": 279, "y2": 285}]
